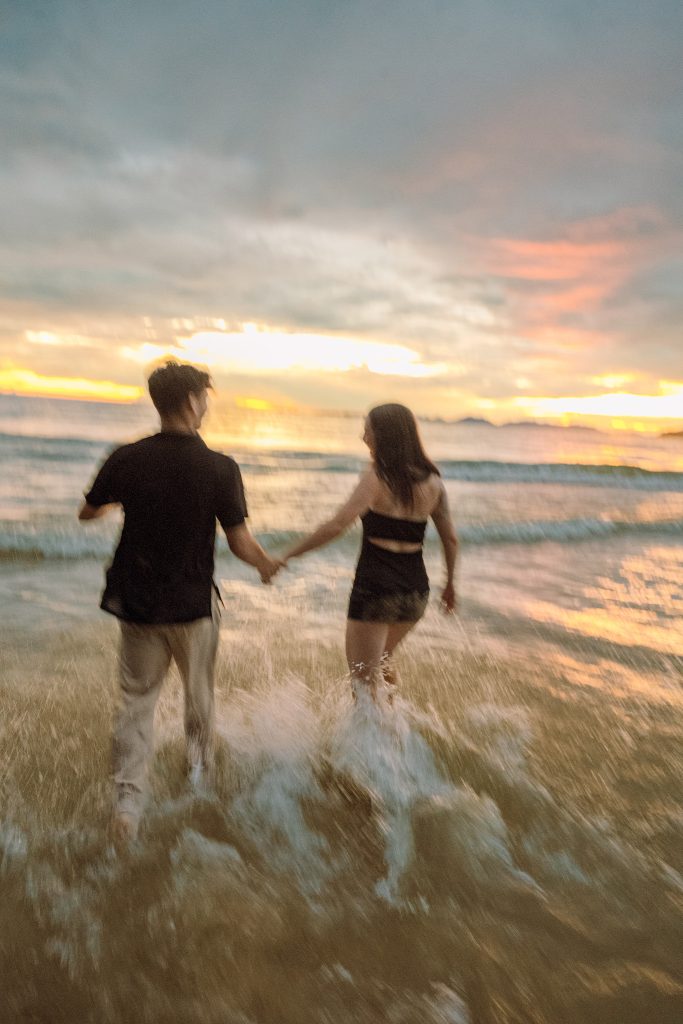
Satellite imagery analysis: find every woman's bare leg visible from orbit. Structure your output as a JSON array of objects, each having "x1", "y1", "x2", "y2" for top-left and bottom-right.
[
  {"x1": 385, "y1": 620, "x2": 418, "y2": 658},
  {"x1": 346, "y1": 618, "x2": 422, "y2": 702},
  {"x1": 345, "y1": 619, "x2": 390, "y2": 698},
  {"x1": 381, "y1": 621, "x2": 419, "y2": 700}
]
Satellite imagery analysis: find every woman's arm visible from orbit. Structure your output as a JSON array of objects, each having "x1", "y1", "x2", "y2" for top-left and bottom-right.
[
  {"x1": 431, "y1": 481, "x2": 459, "y2": 613},
  {"x1": 283, "y1": 468, "x2": 376, "y2": 561}
]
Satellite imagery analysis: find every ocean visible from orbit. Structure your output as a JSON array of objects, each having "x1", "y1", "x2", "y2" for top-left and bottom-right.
[{"x1": 1, "y1": 391, "x2": 682, "y2": 1023}]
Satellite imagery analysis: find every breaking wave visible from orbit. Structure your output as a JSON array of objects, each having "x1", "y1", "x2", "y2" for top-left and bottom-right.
[
  {"x1": 2, "y1": 514, "x2": 681, "y2": 560},
  {"x1": 3, "y1": 428, "x2": 683, "y2": 491}
]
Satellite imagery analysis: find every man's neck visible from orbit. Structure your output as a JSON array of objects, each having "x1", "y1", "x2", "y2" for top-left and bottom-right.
[{"x1": 159, "y1": 414, "x2": 198, "y2": 435}]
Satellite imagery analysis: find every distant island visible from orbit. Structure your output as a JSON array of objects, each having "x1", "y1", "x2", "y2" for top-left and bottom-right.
[
  {"x1": 502, "y1": 420, "x2": 597, "y2": 432},
  {"x1": 450, "y1": 417, "x2": 598, "y2": 432}
]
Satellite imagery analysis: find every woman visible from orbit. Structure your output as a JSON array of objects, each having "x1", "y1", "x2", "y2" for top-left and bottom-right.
[{"x1": 282, "y1": 404, "x2": 458, "y2": 701}]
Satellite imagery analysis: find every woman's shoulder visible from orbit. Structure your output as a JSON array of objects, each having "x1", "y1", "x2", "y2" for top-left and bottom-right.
[
  {"x1": 359, "y1": 462, "x2": 380, "y2": 487},
  {"x1": 419, "y1": 473, "x2": 444, "y2": 510},
  {"x1": 417, "y1": 470, "x2": 443, "y2": 495},
  {"x1": 423, "y1": 469, "x2": 442, "y2": 485},
  {"x1": 354, "y1": 463, "x2": 381, "y2": 500}
]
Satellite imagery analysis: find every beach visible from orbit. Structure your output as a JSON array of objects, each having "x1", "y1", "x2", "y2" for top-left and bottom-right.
[{"x1": 1, "y1": 393, "x2": 682, "y2": 1023}]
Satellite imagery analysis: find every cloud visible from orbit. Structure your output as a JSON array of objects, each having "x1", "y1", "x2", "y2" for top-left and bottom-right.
[
  {"x1": 0, "y1": 1, "x2": 681, "y2": 416},
  {"x1": 121, "y1": 326, "x2": 450, "y2": 378}
]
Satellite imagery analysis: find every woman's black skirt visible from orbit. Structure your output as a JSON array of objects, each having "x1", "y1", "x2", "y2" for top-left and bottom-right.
[{"x1": 347, "y1": 540, "x2": 429, "y2": 623}]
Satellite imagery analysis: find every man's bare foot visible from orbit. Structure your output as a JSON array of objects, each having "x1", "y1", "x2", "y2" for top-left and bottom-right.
[{"x1": 110, "y1": 811, "x2": 139, "y2": 847}]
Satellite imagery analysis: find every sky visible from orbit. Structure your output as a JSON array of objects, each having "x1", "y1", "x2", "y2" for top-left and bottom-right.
[{"x1": 1, "y1": 0, "x2": 682, "y2": 429}]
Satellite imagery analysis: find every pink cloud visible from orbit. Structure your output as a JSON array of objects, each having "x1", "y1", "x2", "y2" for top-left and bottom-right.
[
  {"x1": 472, "y1": 207, "x2": 671, "y2": 349},
  {"x1": 482, "y1": 237, "x2": 625, "y2": 283}
]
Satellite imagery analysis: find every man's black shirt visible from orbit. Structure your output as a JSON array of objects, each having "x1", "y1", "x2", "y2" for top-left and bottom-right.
[{"x1": 85, "y1": 432, "x2": 247, "y2": 624}]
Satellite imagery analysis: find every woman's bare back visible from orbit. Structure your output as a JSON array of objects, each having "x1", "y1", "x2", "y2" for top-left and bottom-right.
[
  {"x1": 367, "y1": 471, "x2": 443, "y2": 551},
  {"x1": 369, "y1": 470, "x2": 442, "y2": 519}
]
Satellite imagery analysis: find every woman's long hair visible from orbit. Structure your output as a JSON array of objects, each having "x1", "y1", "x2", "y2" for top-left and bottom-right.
[{"x1": 367, "y1": 403, "x2": 439, "y2": 509}]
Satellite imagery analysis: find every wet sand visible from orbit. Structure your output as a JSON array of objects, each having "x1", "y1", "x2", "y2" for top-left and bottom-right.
[{"x1": 2, "y1": 584, "x2": 682, "y2": 1024}]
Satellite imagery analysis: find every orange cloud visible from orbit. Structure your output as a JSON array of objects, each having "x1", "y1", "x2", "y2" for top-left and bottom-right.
[
  {"x1": 531, "y1": 283, "x2": 611, "y2": 316},
  {"x1": 483, "y1": 237, "x2": 625, "y2": 282},
  {"x1": 0, "y1": 368, "x2": 143, "y2": 403},
  {"x1": 473, "y1": 208, "x2": 669, "y2": 351},
  {"x1": 523, "y1": 325, "x2": 608, "y2": 350}
]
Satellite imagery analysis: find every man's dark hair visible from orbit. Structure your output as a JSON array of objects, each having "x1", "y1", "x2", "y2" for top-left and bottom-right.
[{"x1": 147, "y1": 360, "x2": 212, "y2": 416}]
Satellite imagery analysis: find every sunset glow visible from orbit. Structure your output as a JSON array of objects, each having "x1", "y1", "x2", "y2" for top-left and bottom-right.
[
  {"x1": 1, "y1": 3, "x2": 680, "y2": 431},
  {"x1": 2, "y1": 356, "x2": 682, "y2": 433},
  {"x1": 234, "y1": 396, "x2": 277, "y2": 411},
  {"x1": 121, "y1": 326, "x2": 448, "y2": 379},
  {"x1": 515, "y1": 387, "x2": 683, "y2": 426},
  {"x1": 3, "y1": 11, "x2": 682, "y2": 1018},
  {"x1": 0, "y1": 369, "x2": 143, "y2": 403}
]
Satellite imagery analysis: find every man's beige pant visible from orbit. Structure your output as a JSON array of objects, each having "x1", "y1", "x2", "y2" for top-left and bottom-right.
[{"x1": 112, "y1": 597, "x2": 220, "y2": 821}]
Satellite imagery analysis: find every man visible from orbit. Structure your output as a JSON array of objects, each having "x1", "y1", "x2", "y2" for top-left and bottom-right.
[{"x1": 79, "y1": 360, "x2": 280, "y2": 843}]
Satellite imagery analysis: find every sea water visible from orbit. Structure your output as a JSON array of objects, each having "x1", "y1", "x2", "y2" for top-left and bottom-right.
[{"x1": 1, "y1": 392, "x2": 681, "y2": 1023}]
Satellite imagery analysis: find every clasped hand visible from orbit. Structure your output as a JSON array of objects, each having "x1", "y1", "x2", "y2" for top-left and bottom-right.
[{"x1": 259, "y1": 557, "x2": 287, "y2": 585}]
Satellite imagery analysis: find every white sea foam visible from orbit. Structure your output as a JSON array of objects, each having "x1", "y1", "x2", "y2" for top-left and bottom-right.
[
  {"x1": 218, "y1": 678, "x2": 332, "y2": 890},
  {"x1": 330, "y1": 687, "x2": 447, "y2": 899}
]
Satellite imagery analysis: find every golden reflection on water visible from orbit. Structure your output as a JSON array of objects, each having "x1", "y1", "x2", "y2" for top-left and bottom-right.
[
  {"x1": 204, "y1": 406, "x2": 363, "y2": 454},
  {"x1": 539, "y1": 603, "x2": 681, "y2": 654},
  {"x1": 633, "y1": 495, "x2": 683, "y2": 522},
  {"x1": 543, "y1": 433, "x2": 683, "y2": 472},
  {"x1": 521, "y1": 546, "x2": 683, "y2": 657},
  {"x1": 542, "y1": 649, "x2": 682, "y2": 703},
  {"x1": 550, "y1": 440, "x2": 631, "y2": 466}
]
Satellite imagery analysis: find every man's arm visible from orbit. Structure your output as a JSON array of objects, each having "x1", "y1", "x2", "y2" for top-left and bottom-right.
[
  {"x1": 79, "y1": 445, "x2": 123, "y2": 522},
  {"x1": 224, "y1": 523, "x2": 282, "y2": 583},
  {"x1": 78, "y1": 500, "x2": 116, "y2": 521}
]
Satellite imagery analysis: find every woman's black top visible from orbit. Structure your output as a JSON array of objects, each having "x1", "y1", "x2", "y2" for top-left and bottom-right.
[
  {"x1": 352, "y1": 509, "x2": 429, "y2": 595},
  {"x1": 361, "y1": 509, "x2": 428, "y2": 545}
]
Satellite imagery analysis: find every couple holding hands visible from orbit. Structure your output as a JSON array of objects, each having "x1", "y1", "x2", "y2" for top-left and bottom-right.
[{"x1": 79, "y1": 361, "x2": 458, "y2": 841}]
